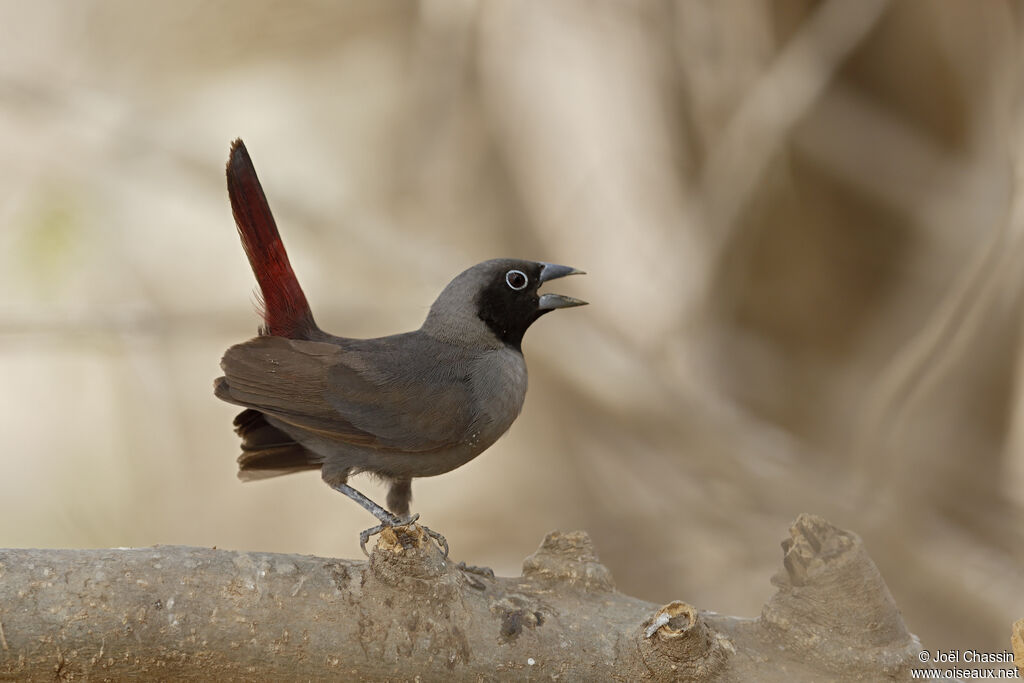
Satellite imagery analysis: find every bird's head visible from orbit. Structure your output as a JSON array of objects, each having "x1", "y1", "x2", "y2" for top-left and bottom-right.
[{"x1": 423, "y1": 259, "x2": 587, "y2": 350}]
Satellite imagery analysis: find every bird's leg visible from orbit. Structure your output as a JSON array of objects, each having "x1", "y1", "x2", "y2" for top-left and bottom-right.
[
  {"x1": 328, "y1": 482, "x2": 412, "y2": 553},
  {"x1": 330, "y1": 482, "x2": 402, "y2": 524},
  {"x1": 329, "y1": 482, "x2": 448, "y2": 558},
  {"x1": 386, "y1": 478, "x2": 412, "y2": 517}
]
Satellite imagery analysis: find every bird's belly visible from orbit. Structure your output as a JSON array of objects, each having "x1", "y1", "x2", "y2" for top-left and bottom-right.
[
  {"x1": 377, "y1": 441, "x2": 495, "y2": 478},
  {"x1": 268, "y1": 346, "x2": 528, "y2": 480},
  {"x1": 271, "y1": 416, "x2": 506, "y2": 479}
]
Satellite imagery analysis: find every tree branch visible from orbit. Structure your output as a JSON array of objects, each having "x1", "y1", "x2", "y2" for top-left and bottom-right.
[{"x1": 0, "y1": 515, "x2": 935, "y2": 680}]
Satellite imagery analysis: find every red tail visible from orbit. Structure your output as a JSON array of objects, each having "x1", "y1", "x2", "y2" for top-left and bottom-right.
[{"x1": 226, "y1": 139, "x2": 316, "y2": 339}]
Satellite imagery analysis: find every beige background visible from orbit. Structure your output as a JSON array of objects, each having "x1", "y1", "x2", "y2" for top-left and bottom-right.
[{"x1": 2, "y1": 0, "x2": 1023, "y2": 654}]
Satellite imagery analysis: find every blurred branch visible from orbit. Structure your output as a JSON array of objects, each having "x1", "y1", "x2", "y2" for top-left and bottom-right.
[
  {"x1": 794, "y1": 84, "x2": 1002, "y2": 239},
  {"x1": 855, "y1": 14, "x2": 1024, "y2": 501},
  {"x1": 672, "y1": 0, "x2": 775, "y2": 150},
  {"x1": 0, "y1": 516, "x2": 927, "y2": 681},
  {"x1": 856, "y1": 187, "x2": 1024, "y2": 471},
  {"x1": 700, "y1": 0, "x2": 890, "y2": 249}
]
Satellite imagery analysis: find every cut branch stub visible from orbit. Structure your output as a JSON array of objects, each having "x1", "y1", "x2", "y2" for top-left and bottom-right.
[
  {"x1": 367, "y1": 525, "x2": 451, "y2": 590},
  {"x1": 760, "y1": 513, "x2": 923, "y2": 676},
  {"x1": 520, "y1": 530, "x2": 615, "y2": 591},
  {"x1": 640, "y1": 600, "x2": 732, "y2": 680}
]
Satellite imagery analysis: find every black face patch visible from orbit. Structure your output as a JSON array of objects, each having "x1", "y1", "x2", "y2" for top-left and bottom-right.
[{"x1": 475, "y1": 262, "x2": 548, "y2": 350}]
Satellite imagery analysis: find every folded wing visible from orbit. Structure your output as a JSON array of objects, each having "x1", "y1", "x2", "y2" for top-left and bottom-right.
[{"x1": 215, "y1": 335, "x2": 475, "y2": 453}]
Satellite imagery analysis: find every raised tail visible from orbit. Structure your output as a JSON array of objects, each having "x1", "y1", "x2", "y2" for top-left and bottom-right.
[{"x1": 227, "y1": 139, "x2": 317, "y2": 339}]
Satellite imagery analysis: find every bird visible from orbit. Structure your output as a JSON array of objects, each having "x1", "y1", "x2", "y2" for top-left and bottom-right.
[{"x1": 214, "y1": 139, "x2": 587, "y2": 555}]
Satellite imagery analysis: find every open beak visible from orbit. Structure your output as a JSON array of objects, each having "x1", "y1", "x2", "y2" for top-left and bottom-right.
[{"x1": 537, "y1": 262, "x2": 588, "y2": 310}]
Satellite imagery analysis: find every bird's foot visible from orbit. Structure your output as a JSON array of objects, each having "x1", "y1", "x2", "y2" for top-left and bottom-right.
[
  {"x1": 455, "y1": 561, "x2": 495, "y2": 590},
  {"x1": 359, "y1": 522, "x2": 388, "y2": 556},
  {"x1": 419, "y1": 524, "x2": 449, "y2": 558},
  {"x1": 358, "y1": 512, "x2": 418, "y2": 556},
  {"x1": 358, "y1": 513, "x2": 450, "y2": 559},
  {"x1": 456, "y1": 562, "x2": 494, "y2": 578}
]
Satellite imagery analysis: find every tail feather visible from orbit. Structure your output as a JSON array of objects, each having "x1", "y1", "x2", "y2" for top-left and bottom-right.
[
  {"x1": 226, "y1": 139, "x2": 316, "y2": 339},
  {"x1": 231, "y1": 407, "x2": 321, "y2": 480}
]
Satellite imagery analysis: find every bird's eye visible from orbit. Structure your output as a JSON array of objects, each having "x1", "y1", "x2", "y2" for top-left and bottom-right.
[{"x1": 505, "y1": 269, "x2": 528, "y2": 290}]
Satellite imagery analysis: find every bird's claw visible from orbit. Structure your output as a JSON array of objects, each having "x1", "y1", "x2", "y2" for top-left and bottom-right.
[
  {"x1": 420, "y1": 524, "x2": 449, "y2": 558},
  {"x1": 359, "y1": 523, "x2": 387, "y2": 556},
  {"x1": 455, "y1": 561, "x2": 494, "y2": 589},
  {"x1": 398, "y1": 512, "x2": 420, "y2": 526},
  {"x1": 357, "y1": 513, "x2": 449, "y2": 559},
  {"x1": 456, "y1": 562, "x2": 494, "y2": 579}
]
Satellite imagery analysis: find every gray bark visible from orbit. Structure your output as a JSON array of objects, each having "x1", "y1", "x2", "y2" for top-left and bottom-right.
[{"x1": 0, "y1": 515, "x2": 931, "y2": 681}]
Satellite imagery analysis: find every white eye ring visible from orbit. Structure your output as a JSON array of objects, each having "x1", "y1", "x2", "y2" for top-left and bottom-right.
[{"x1": 505, "y1": 269, "x2": 529, "y2": 290}]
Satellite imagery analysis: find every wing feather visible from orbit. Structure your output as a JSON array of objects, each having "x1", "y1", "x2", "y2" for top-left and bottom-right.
[{"x1": 217, "y1": 335, "x2": 475, "y2": 453}]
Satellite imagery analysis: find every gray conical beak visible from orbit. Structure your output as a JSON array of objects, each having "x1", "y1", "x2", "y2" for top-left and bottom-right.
[
  {"x1": 537, "y1": 262, "x2": 587, "y2": 309},
  {"x1": 538, "y1": 262, "x2": 586, "y2": 283},
  {"x1": 538, "y1": 293, "x2": 588, "y2": 310}
]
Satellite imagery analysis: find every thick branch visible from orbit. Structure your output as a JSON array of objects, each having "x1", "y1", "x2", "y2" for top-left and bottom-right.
[{"x1": 0, "y1": 515, "x2": 929, "y2": 681}]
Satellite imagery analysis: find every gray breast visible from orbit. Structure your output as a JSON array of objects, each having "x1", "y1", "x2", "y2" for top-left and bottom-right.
[{"x1": 467, "y1": 347, "x2": 528, "y2": 450}]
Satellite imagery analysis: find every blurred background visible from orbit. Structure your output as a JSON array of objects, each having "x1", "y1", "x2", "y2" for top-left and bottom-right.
[{"x1": 2, "y1": 0, "x2": 1023, "y2": 654}]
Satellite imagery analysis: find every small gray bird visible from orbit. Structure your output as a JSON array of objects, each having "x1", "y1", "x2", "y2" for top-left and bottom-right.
[{"x1": 214, "y1": 140, "x2": 586, "y2": 553}]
